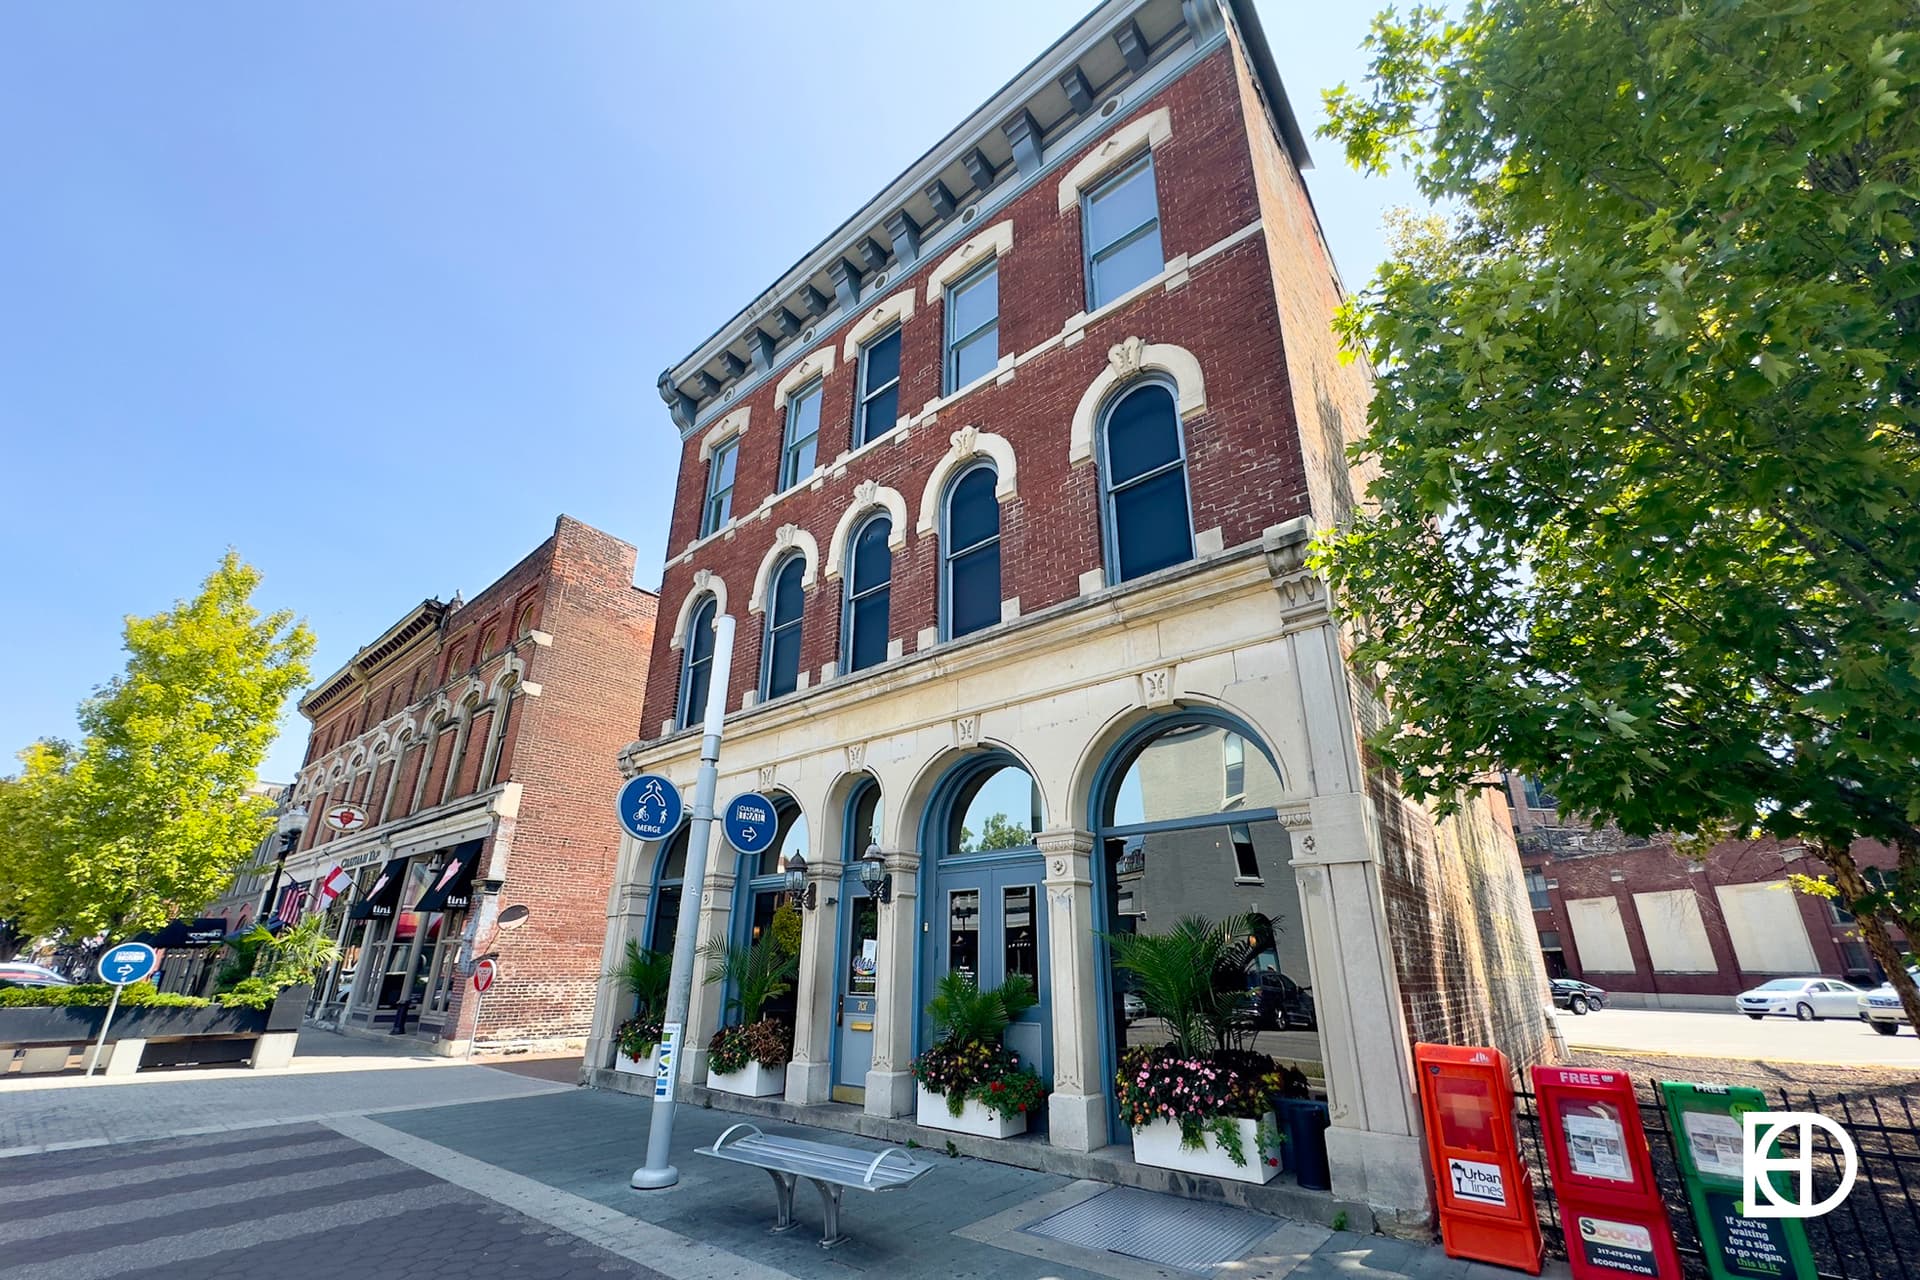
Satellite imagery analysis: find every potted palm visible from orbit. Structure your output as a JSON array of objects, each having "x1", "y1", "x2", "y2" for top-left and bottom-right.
[
  {"x1": 699, "y1": 936, "x2": 798, "y2": 1097},
  {"x1": 1108, "y1": 915, "x2": 1284, "y2": 1184},
  {"x1": 244, "y1": 916, "x2": 342, "y2": 1029},
  {"x1": 911, "y1": 972, "x2": 1047, "y2": 1137},
  {"x1": 608, "y1": 940, "x2": 672, "y2": 1076}
]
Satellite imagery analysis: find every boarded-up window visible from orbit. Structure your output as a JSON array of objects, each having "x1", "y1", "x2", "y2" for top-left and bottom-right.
[
  {"x1": 1715, "y1": 880, "x2": 1816, "y2": 974},
  {"x1": 1566, "y1": 897, "x2": 1636, "y2": 972},
  {"x1": 1633, "y1": 889, "x2": 1717, "y2": 972}
]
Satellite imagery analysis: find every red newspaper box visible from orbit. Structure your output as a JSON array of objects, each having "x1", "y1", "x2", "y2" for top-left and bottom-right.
[
  {"x1": 1416, "y1": 1043, "x2": 1543, "y2": 1273},
  {"x1": 1532, "y1": 1065, "x2": 1682, "y2": 1280}
]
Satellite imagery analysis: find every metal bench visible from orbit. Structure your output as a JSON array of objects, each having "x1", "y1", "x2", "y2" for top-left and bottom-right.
[{"x1": 695, "y1": 1122, "x2": 933, "y2": 1248}]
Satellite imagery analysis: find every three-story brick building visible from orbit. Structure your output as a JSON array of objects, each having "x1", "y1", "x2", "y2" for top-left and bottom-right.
[
  {"x1": 284, "y1": 515, "x2": 654, "y2": 1053},
  {"x1": 590, "y1": 0, "x2": 1552, "y2": 1225}
]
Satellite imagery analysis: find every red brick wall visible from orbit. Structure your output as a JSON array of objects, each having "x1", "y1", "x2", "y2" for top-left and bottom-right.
[
  {"x1": 461, "y1": 516, "x2": 659, "y2": 1044},
  {"x1": 639, "y1": 48, "x2": 1308, "y2": 735},
  {"x1": 1526, "y1": 835, "x2": 1904, "y2": 998}
]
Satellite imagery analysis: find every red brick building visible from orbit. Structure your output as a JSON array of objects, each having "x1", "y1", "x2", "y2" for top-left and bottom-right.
[
  {"x1": 591, "y1": 0, "x2": 1552, "y2": 1226},
  {"x1": 281, "y1": 516, "x2": 654, "y2": 1052},
  {"x1": 1506, "y1": 774, "x2": 1905, "y2": 1007}
]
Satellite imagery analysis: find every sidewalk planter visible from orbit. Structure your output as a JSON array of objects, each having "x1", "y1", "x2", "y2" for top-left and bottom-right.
[
  {"x1": 916, "y1": 1086, "x2": 1027, "y2": 1138},
  {"x1": 1131, "y1": 1117, "x2": 1281, "y2": 1185},
  {"x1": 613, "y1": 1045, "x2": 658, "y2": 1078},
  {"x1": 707, "y1": 1060, "x2": 786, "y2": 1098}
]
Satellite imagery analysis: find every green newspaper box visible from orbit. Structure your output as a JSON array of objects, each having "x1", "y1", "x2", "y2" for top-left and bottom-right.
[{"x1": 1658, "y1": 1083, "x2": 1817, "y2": 1280}]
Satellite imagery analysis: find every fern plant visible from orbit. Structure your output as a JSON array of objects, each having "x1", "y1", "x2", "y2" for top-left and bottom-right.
[
  {"x1": 698, "y1": 935, "x2": 798, "y2": 1026},
  {"x1": 247, "y1": 916, "x2": 342, "y2": 989},
  {"x1": 1105, "y1": 915, "x2": 1255, "y2": 1055},
  {"x1": 926, "y1": 970, "x2": 1037, "y2": 1045},
  {"x1": 610, "y1": 940, "x2": 672, "y2": 1020}
]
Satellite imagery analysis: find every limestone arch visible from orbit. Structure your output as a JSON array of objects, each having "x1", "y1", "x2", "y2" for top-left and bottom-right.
[
  {"x1": 668, "y1": 570, "x2": 729, "y2": 651},
  {"x1": 914, "y1": 426, "x2": 1018, "y2": 537},
  {"x1": 1065, "y1": 693, "x2": 1291, "y2": 835},
  {"x1": 824, "y1": 483, "x2": 908, "y2": 581},
  {"x1": 891, "y1": 736, "x2": 1052, "y2": 857},
  {"x1": 747, "y1": 525, "x2": 821, "y2": 615},
  {"x1": 1068, "y1": 337, "x2": 1208, "y2": 465}
]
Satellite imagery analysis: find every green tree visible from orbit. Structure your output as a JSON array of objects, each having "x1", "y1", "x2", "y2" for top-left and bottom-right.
[
  {"x1": 0, "y1": 553, "x2": 314, "y2": 940},
  {"x1": 1315, "y1": 1, "x2": 1920, "y2": 1025},
  {"x1": 960, "y1": 813, "x2": 1032, "y2": 854}
]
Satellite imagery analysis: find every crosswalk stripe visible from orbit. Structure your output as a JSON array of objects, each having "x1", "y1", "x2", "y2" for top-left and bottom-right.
[
  {"x1": 0, "y1": 1149, "x2": 414, "y2": 1244},
  {"x1": 0, "y1": 1182, "x2": 470, "y2": 1280},
  {"x1": 1, "y1": 1136, "x2": 367, "y2": 1206}
]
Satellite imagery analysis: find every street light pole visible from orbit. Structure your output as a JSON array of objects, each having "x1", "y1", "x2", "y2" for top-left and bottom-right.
[
  {"x1": 258, "y1": 804, "x2": 310, "y2": 925},
  {"x1": 633, "y1": 613, "x2": 735, "y2": 1191}
]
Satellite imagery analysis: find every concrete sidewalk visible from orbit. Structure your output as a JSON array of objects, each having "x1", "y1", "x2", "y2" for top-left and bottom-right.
[{"x1": 367, "y1": 1085, "x2": 1567, "y2": 1280}]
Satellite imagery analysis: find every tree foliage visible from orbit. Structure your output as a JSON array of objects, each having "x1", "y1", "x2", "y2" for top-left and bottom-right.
[
  {"x1": 1316, "y1": 0, "x2": 1920, "y2": 1018},
  {"x1": 0, "y1": 553, "x2": 313, "y2": 939}
]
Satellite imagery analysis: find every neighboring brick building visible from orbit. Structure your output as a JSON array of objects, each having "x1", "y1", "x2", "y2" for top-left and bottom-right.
[
  {"x1": 590, "y1": 0, "x2": 1552, "y2": 1226},
  {"x1": 1507, "y1": 775, "x2": 1906, "y2": 1008},
  {"x1": 280, "y1": 516, "x2": 654, "y2": 1053}
]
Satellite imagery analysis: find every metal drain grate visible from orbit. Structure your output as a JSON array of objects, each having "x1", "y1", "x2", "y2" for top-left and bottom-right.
[{"x1": 1022, "y1": 1185, "x2": 1277, "y2": 1273}]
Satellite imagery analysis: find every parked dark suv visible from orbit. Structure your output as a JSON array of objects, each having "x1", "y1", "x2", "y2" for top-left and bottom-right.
[{"x1": 1550, "y1": 978, "x2": 1607, "y2": 1015}]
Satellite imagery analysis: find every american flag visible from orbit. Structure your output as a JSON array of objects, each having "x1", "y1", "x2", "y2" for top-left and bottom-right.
[{"x1": 272, "y1": 882, "x2": 308, "y2": 926}]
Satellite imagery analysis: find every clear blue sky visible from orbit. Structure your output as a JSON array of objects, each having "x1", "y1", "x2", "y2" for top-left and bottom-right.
[{"x1": 0, "y1": 2, "x2": 1422, "y2": 785}]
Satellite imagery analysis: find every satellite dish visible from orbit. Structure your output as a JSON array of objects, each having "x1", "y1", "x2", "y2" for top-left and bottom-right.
[{"x1": 497, "y1": 904, "x2": 532, "y2": 931}]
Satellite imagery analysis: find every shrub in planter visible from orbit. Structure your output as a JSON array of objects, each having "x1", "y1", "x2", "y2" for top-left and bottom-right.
[
  {"x1": 613, "y1": 1015, "x2": 664, "y2": 1073},
  {"x1": 698, "y1": 936, "x2": 796, "y2": 1094},
  {"x1": 910, "y1": 972, "x2": 1047, "y2": 1135},
  {"x1": 1106, "y1": 914, "x2": 1291, "y2": 1179}
]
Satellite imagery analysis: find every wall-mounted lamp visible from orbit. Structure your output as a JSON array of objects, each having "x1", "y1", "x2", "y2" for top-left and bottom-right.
[
  {"x1": 784, "y1": 850, "x2": 815, "y2": 911},
  {"x1": 857, "y1": 843, "x2": 891, "y2": 905}
]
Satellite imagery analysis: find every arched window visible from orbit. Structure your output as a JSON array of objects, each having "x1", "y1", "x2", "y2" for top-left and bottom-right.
[
  {"x1": 679, "y1": 596, "x2": 717, "y2": 729},
  {"x1": 942, "y1": 463, "x2": 1001, "y2": 641},
  {"x1": 947, "y1": 761, "x2": 1042, "y2": 855},
  {"x1": 761, "y1": 554, "x2": 806, "y2": 701},
  {"x1": 1098, "y1": 717, "x2": 1316, "y2": 1081},
  {"x1": 443, "y1": 645, "x2": 467, "y2": 684},
  {"x1": 847, "y1": 778, "x2": 883, "y2": 859},
  {"x1": 648, "y1": 828, "x2": 690, "y2": 955},
  {"x1": 1099, "y1": 381, "x2": 1193, "y2": 584},
  {"x1": 517, "y1": 603, "x2": 538, "y2": 636},
  {"x1": 843, "y1": 515, "x2": 892, "y2": 674}
]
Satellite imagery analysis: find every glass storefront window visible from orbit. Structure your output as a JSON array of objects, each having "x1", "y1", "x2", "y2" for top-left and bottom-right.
[
  {"x1": 1002, "y1": 885, "x2": 1037, "y2": 983},
  {"x1": 948, "y1": 888, "x2": 981, "y2": 982},
  {"x1": 948, "y1": 764, "x2": 1041, "y2": 854}
]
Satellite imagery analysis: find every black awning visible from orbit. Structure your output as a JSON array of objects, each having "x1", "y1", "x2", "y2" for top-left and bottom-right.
[
  {"x1": 152, "y1": 917, "x2": 230, "y2": 948},
  {"x1": 349, "y1": 858, "x2": 411, "y2": 920},
  {"x1": 415, "y1": 840, "x2": 483, "y2": 913}
]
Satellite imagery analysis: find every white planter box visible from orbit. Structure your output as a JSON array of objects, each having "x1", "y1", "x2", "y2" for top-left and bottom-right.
[
  {"x1": 707, "y1": 1058, "x2": 786, "y2": 1097},
  {"x1": 612, "y1": 1044, "x2": 657, "y2": 1077},
  {"x1": 916, "y1": 1086, "x2": 1028, "y2": 1138},
  {"x1": 1131, "y1": 1116, "x2": 1279, "y2": 1184}
]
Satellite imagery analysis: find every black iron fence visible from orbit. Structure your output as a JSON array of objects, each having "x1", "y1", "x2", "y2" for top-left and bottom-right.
[{"x1": 1513, "y1": 1084, "x2": 1920, "y2": 1280}]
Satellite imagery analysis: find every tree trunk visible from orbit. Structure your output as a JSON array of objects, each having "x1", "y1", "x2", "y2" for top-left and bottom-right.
[{"x1": 1822, "y1": 842, "x2": 1920, "y2": 1032}]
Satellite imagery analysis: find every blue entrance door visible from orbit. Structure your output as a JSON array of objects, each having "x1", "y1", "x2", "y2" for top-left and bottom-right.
[
  {"x1": 925, "y1": 858, "x2": 1050, "y2": 1076},
  {"x1": 831, "y1": 883, "x2": 880, "y2": 1102}
]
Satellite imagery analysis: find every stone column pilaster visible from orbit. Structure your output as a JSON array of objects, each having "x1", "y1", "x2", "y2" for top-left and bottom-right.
[
  {"x1": 585, "y1": 833, "x2": 653, "y2": 1076},
  {"x1": 864, "y1": 848, "x2": 921, "y2": 1118},
  {"x1": 785, "y1": 862, "x2": 841, "y2": 1104},
  {"x1": 1038, "y1": 828, "x2": 1107, "y2": 1151}
]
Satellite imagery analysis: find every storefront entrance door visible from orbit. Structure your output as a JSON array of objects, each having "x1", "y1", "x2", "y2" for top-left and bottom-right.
[
  {"x1": 832, "y1": 885, "x2": 879, "y2": 1103},
  {"x1": 927, "y1": 861, "x2": 1049, "y2": 1075}
]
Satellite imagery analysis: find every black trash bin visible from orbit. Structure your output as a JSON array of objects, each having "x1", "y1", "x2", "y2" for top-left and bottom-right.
[{"x1": 1279, "y1": 1098, "x2": 1332, "y2": 1191}]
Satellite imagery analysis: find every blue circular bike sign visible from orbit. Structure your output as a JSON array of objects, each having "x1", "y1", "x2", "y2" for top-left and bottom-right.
[
  {"x1": 722, "y1": 791, "x2": 779, "y2": 856},
  {"x1": 97, "y1": 942, "x2": 158, "y2": 987},
  {"x1": 618, "y1": 774, "x2": 685, "y2": 842}
]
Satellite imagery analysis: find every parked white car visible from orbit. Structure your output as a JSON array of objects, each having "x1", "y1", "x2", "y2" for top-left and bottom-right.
[
  {"x1": 1856, "y1": 966, "x2": 1918, "y2": 1037},
  {"x1": 1735, "y1": 977, "x2": 1867, "y2": 1021}
]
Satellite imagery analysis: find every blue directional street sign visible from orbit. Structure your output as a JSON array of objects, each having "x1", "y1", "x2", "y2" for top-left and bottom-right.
[
  {"x1": 97, "y1": 941, "x2": 158, "y2": 987},
  {"x1": 618, "y1": 774, "x2": 685, "y2": 842},
  {"x1": 722, "y1": 791, "x2": 779, "y2": 856}
]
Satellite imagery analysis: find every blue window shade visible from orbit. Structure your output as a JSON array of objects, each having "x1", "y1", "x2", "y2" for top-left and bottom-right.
[
  {"x1": 945, "y1": 260, "x2": 999, "y2": 392},
  {"x1": 1102, "y1": 383, "x2": 1193, "y2": 583},
  {"x1": 857, "y1": 329, "x2": 902, "y2": 446},
  {"x1": 703, "y1": 438, "x2": 738, "y2": 536},
  {"x1": 846, "y1": 517, "x2": 892, "y2": 673},
  {"x1": 944, "y1": 466, "x2": 1001, "y2": 640},
  {"x1": 782, "y1": 380, "x2": 822, "y2": 489},
  {"x1": 680, "y1": 597, "x2": 717, "y2": 728},
  {"x1": 763, "y1": 557, "x2": 805, "y2": 700},
  {"x1": 1084, "y1": 153, "x2": 1163, "y2": 308}
]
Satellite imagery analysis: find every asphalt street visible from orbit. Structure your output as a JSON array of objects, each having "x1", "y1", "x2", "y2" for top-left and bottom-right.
[{"x1": 1556, "y1": 1006, "x2": 1920, "y2": 1067}]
